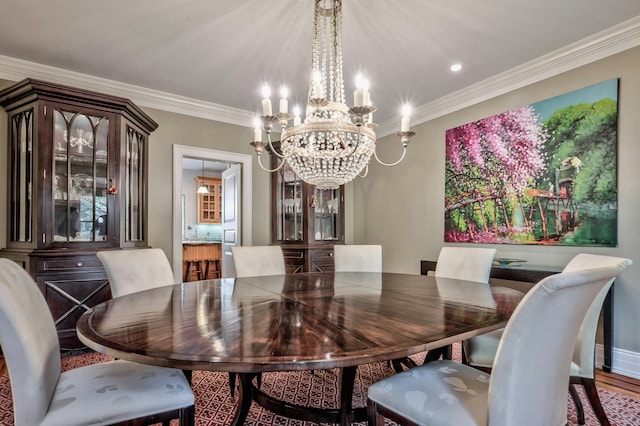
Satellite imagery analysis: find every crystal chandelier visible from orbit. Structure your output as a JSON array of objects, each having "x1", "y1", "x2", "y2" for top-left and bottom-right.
[{"x1": 250, "y1": 0, "x2": 415, "y2": 189}]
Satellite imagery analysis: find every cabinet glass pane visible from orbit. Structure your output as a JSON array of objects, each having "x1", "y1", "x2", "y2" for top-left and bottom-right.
[
  {"x1": 277, "y1": 164, "x2": 303, "y2": 241},
  {"x1": 53, "y1": 109, "x2": 109, "y2": 242},
  {"x1": 9, "y1": 109, "x2": 34, "y2": 242},
  {"x1": 313, "y1": 187, "x2": 340, "y2": 241},
  {"x1": 125, "y1": 127, "x2": 145, "y2": 242}
]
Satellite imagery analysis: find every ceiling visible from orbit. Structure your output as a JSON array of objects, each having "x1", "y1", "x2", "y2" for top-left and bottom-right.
[{"x1": 1, "y1": 1, "x2": 640, "y2": 131}]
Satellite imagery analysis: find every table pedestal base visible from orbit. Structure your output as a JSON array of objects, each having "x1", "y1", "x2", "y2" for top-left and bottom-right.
[{"x1": 232, "y1": 366, "x2": 365, "y2": 426}]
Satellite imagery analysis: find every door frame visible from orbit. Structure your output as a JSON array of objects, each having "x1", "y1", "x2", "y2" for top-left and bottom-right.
[{"x1": 172, "y1": 144, "x2": 253, "y2": 282}]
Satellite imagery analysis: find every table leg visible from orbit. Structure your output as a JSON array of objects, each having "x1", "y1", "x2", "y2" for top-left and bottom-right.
[
  {"x1": 231, "y1": 373, "x2": 255, "y2": 426},
  {"x1": 423, "y1": 346, "x2": 449, "y2": 363},
  {"x1": 339, "y1": 366, "x2": 357, "y2": 426}
]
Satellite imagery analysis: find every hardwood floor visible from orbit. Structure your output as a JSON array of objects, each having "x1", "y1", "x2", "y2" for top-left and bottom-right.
[{"x1": 595, "y1": 368, "x2": 640, "y2": 398}]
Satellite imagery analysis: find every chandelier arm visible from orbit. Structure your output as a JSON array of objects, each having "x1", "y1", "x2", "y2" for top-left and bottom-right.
[
  {"x1": 267, "y1": 133, "x2": 286, "y2": 159},
  {"x1": 256, "y1": 154, "x2": 287, "y2": 172},
  {"x1": 372, "y1": 145, "x2": 407, "y2": 167}
]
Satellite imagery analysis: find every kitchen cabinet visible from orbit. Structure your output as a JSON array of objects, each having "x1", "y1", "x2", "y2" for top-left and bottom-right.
[
  {"x1": 197, "y1": 176, "x2": 222, "y2": 223},
  {"x1": 0, "y1": 79, "x2": 157, "y2": 349},
  {"x1": 270, "y1": 147, "x2": 344, "y2": 273}
]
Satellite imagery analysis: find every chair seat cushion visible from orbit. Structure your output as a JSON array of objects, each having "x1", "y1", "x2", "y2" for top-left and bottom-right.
[
  {"x1": 368, "y1": 360, "x2": 489, "y2": 426},
  {"x1": 41, "y1": 360, "x2": 194, "y2": 426}
]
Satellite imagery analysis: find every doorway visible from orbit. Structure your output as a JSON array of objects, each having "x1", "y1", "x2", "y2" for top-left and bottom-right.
[{"x1": 172, "y1": 145, "x2": 253, "y2": 281}]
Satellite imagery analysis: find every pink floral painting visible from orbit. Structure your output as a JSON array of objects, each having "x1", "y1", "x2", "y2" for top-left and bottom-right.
[{"x1": 444, "y1": 79, "x2": 618, "y2": 246}]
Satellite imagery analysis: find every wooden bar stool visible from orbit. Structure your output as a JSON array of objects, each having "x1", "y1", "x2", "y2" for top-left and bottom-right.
[
  {"x1": 202, "y1": 259, "x2": 221, "y2": 280},
  {"x1": 184, "y1": 260, "x2": 202, "y2": 282}
]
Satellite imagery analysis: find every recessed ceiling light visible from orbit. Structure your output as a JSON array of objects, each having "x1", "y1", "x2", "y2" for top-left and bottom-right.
[{"x1": 450, "y1": 63, "x2": 462, "y2": 72}]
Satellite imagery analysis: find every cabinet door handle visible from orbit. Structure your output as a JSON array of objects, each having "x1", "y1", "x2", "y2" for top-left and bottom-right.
[{"x1": 76, "y1": 261, "x2": 84, "y2": 267}]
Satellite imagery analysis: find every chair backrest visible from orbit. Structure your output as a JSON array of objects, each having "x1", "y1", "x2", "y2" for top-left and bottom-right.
[
  {"x1": 97, "y1": 248, "x2": 176, "y2": 298},
  {"x1": 562, "y1": 253, "x2": 632, "y2": 378},
  {"x1": 0, "y1": 259, "x2": 61, "y2": 425},
  {"x1": 231, "y1": 245, "x2": 286, "y2": 278},
  {"x1": 434, "y1": 247, "x2": 497, "y2": 283},
  {"x1": 333, "y1": 245, "x2": 382, "y2": 272},
  {"x1": 488, "y1": 259, "x2": 631, "y2": 426}
]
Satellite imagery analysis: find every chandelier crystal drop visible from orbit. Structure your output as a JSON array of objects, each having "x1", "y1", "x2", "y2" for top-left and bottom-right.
[{"x1": 250, "y1": 0, "x2": 415, "y2": 189}]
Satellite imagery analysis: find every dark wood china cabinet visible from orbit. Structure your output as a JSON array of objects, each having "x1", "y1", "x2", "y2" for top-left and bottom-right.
[
  {"x1": 0, "y1": 79, "x2": 157, "y2": 349},
  {"x1": 270, "y1": 145, "x2": 345, "y2": 273}
]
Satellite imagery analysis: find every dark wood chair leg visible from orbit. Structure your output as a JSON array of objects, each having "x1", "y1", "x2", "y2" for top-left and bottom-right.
[
  {"x1": 461, "y1": 342, "x2": 470, "y2": 365},
  {"x1": 182, "y1": 369, "x2": 192, "y2": 385},
  {"x1": 367, "y1": 399, "x2": 384, "y2": 426},
  {"x1": 179, "y1": 405, "x2": 195, "y2": 425},
  {"x1": 569, "y1": 383, "x2": 586, "y2": 425},
  {"x1": 581, "y1": 377, "x2": 611, "y2": 426}
]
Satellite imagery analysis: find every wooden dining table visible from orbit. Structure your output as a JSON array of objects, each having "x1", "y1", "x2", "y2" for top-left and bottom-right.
[{"x1": 77, "y1": 272, "x2": 524, "y2": 425}]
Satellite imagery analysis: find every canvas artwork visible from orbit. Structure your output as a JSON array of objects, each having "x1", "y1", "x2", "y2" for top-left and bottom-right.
[{"x1": 444, "y1": 79, "x2": 618, "y2": 246}]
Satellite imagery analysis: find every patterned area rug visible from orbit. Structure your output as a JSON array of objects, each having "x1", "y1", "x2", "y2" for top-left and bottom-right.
[{"x1": 1, "y1": 345, "x2": 639, "y2": 425}]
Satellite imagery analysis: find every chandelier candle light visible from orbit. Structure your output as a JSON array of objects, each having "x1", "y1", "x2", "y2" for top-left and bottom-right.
[{"x1": 250, "y1": 0, "x2": 415, "y2": 189}]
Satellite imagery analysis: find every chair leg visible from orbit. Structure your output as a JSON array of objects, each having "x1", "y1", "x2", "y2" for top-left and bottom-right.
[
  {"x1": 461, "y1": 341, "x2": 470, "y2": 365},
  {"x1": 569, "y1": 383, "x2": 586, "y2": 425},
  {"x1": 581, "y1": 377, "x2": 611, "y2": 426},
  {"x1": 179, "y1": 404, "x2": 195, "y2": 425},
  {"x1": 182, "y1": 369, "x2": 192, "y2": 385},
  {"x1": 367, "y1": 399, "x2": 384, "y2": 426}
]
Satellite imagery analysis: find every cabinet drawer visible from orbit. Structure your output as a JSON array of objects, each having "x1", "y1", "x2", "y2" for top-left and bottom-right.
[
  {"x1": 282, "y1": 249, "x2": 306, "y2": 262},
  {"x1": 310, "y1": 248, "x2": 334, "y2": 264},
  {"x1": 37, "y1": 257, "x2": 104, "y2": 273}
]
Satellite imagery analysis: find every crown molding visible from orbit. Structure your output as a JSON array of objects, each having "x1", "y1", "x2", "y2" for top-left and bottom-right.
[
  {"x1": 377, "y1": 15, "x2": 640, "y2": 137},
  {"x1": 0, "y1": 55, "x2": 256, "y2": 127},
  {"x1": 1, "y1": 15, "x2": 639, "y2": 135}
]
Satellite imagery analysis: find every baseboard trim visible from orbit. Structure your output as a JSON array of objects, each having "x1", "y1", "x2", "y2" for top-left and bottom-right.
[{"x1": 596, "y1": 344, "x2": 640, "y2": 379}]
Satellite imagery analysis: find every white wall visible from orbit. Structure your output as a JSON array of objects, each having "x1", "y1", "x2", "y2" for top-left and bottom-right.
[{"x1": 353, "y1": 46, "x2": 640, "y2": 376}]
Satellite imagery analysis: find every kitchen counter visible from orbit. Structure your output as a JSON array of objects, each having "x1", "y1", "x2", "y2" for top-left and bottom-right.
[
  {"x1": 182, "y1": 242, "x2": 222, "y2": 281},
  {"x1": 182, "y1": 240, "x2": 222, "y2": 245}
]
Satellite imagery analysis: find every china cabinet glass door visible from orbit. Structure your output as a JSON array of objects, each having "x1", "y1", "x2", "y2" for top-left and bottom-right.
[
  {"x1": 125, "y1": 127, "x2": 146, "y2": 242},
  {"x1": 312, "y1": 187, "x2": 341, "y2": 241},
  {"x1": 53, "y1": 109, "x2": 109, "y2": 242},
  {"x1": 8, "y1": 108, "x2": 34, "y2": 243},
  {"x1": 276, "y1": 163, "x2": 304, "y2": 242}
]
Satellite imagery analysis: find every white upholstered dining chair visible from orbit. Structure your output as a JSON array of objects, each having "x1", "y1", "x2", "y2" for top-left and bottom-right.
[
  {"x1": 98, "y1": 248, "x2": 244, "y2": 395},
  {"x1": 463, "y1": 253, "x2": 632, "y2": 425},
  {"x1": 231, "y1": 245, "x2": 286, "y2": 277},
  {"x1": 97, "y1": 248, "x2": 177, "y2": 298},
  {"x1": 333, "y1": 244, "x2": 382, "y2": 272},
  {"x1": 367, "y1": 259, "x2": 631, "y2": 426},
  {"x1": 423, "y1": 246, "x2": 496, "y2": 362},
  {"x1": 0, "y1": 258, "x2": 195, "y2": 426},
  {"x1": 229, "y1": 245, "x2": 285, "y2": 391},
  {"x1": 434, "y1": 246, "x2": 497, "y2": 283}
]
